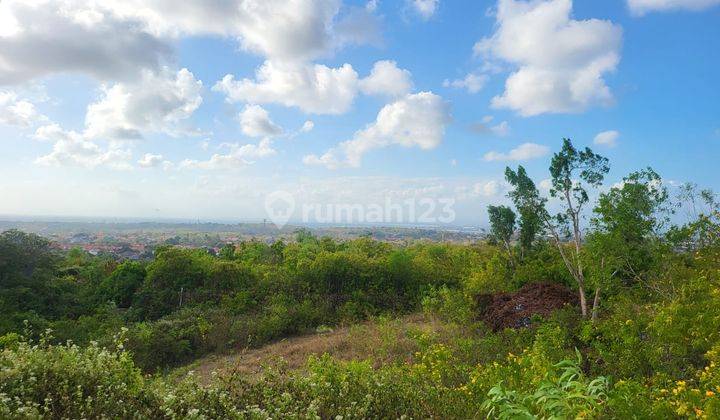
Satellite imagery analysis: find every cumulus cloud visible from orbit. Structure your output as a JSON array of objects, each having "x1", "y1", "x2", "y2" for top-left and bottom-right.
[
  {"x1": 627, "y1": 0, "x2": 720, "y2": 15},
  {"x1": 34, "y1": 124, "x2": 132, "y2": 170},
  {"x1": 0, "y1": 91, "x2": 44, "y2": 127},
  {"x1": 181, "y1": 138, "x2": 276, "y2": 170},
  {"x1": 215, "y1": 59, "x2": 415, "y2": 115},
  {"x1": 443, "y1": 73, "x2": 488, "y2": 94},
  {"x1": 239, "y1": 105, "x2": 283, "y2": 138},
  {"x1": 410, "y1": 0, "x2": 440, "y2": 19},
  {"x1": 359, "y1": 60, "x2": 413, "y2": 98},
  {"x1": 0, "y1": 0, "x2": 171, "y2": 84},
  {"x1": 84, "y1": 68, "x2": 203, "y2": 140},
  {"x1": 475, "y1": 0, "x2": 622, "y2": 116},
  {"x1": 213, "y1": 61, "x2": 359, "y2": 115},
  {"x1": 483, "y1": 142, "x2": 550, "y2": 161},
  {"x1": 96, "y1": 0, "x2": 381, "y2": 61},
  {"x1": 593, "y1": 130, "x2": 619, "y2": 147},
  {"x1": 32, "y1": 67, "x2": 202, "y2": 169},
  {"x1": 137, "y1": 153, "x2": 165, "y2": 168},
  {"x1": 0, "y1": 0, "x2": 383, "y2": 86},
  {"x1": 304, "y1": 91, "x2": 451, "y2": 169},
  {"x1": 230, "y1": 0, "x2": 342, "y2": 61}
]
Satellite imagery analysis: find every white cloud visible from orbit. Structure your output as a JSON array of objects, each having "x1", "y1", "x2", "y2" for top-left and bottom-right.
[
  {"x1": 539, "y1": 178, "x2": 553, "y2": 191},
  {"x1": 137, "y1": 153, "x2": 164, "y2": 168},
  {"x1": 31, "y1": 67, "x2": 202, "y2": 169},
  {"x1": 411, "y1": 0, "x2": 440, "y2": 19},
  {"x1": 483, "y1": 142, "x2": 550, "y2": 161},
  {"x1": 593, "y1": 130, "x2": 619, "y2": 147},
  {"x1": 215, "y1": 60, "x2": 414, "y2": 116},
  {"x1": 103, "y1": 0, "x2": 379, "y2": 61},
  {"x1": 230, "y1": 0, "x2": 341, "y2": 61},
  {"x1": 0, "y1": 0, "x2": 383, "y2": 86},
  {"x1": 181, "y1": 138, "x2": 276, "y2": 170},
  {"x1": 0, "y1": 0, "x2": 171, "y2": 84},
  {"x1": 359, "y1": 60, "x2": 413, "y2": 98},
  {"x1": 627, "y1": 0, "x2": 720, "y2": 15},
  {"x1": 304, "y1": 91, "x2": 451, "y2": 169},
  {"x1": 239, "y1": 104, "x2": 283, "y2": 138},
  {"x1": 34, "y1": 124, "x2": 132, "y2": 170},
  {"x1": 473, "y1": 180, "x2": 505, "y2": 197},
  {"x1": 85, "y1": 68, "x2": 203, "y2": 140},
  {"x1": 443, "y1": 73, "x2": 487, "y2": 94},
  {"x1": 214, "y1": 61, "x2": 359, "y2": 115},
  {"x1": 0, "y1": 91, "x2": 44, "y2": 127},
  {"x1": 476, "y1": 0, "x2": 622, "y2": 116},
  {"x1": 31, "y1": 124, "x2": 56, "y2": 142},
  {"x1": 301, "y1": 120, "x2": 315, "y2": 132}
]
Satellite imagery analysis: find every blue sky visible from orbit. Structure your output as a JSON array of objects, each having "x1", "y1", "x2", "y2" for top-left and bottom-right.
[{"x1": 0, "y1": 0, "x2": 718, "y2": 225}]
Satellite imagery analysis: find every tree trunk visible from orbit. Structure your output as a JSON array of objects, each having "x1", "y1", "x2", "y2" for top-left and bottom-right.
[
  {"x1": 591, "y1": 287, "x2": 601, "y2": 323},
  {"x1": 503, "y1": 240, "x2": 516, "y2": 269},
  {"x1": 578, "y1": 284, "x2": 588, "y2": 318},
  {"x1": 542, "y1": 210, "x2": 588, "y2": 318}
]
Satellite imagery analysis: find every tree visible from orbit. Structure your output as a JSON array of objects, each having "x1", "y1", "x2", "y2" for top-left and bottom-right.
[
  {"x1": 506, "y1": 139, "x2": 609, "y2": 318},
  {"x1": 132, "y1": 248, "x2": 212, "y2": 320},
  {"x1": 546, "y1": 139, "x2": 609, "y2": 318},
  {"x1": 218, "y1": 243, "x2": 236, "y2": 260},
  {"x1": 504, "y1": 166, "x2": 544, "y2": 258},
  {"x1": 487, "y1": 205, "x2": 517, "y2": 266},
  {"x1": 670, "y1": 182, "x2": 719, "y2": 251},
  {"x1": 96, "y1": 261, "x2": 146, "y2": 308},
  {"x1": 588, "y1": 168, "x2": 670, "y2": 320},
  {"x1": 0, "y1": 230, "x2": 58, "y2": 328}
]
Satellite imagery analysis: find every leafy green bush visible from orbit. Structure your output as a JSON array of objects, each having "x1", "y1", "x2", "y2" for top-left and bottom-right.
[
  {"x1": 421, "y1": 286, "x2": 473, "y2": 323},
  {"x1": 464, "y1": 250, "x2": 513, "y2": 295},
  {"x1": 481, "y1": 352, "x2": 608, "y2": 419}
]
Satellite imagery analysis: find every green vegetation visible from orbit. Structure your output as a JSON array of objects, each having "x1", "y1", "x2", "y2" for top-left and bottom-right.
[{"x1": 1, "y1": 138, "x2": 720, "y2": 418}]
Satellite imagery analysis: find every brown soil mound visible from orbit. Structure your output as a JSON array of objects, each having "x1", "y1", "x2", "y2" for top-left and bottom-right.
[{"x1": 476, "y1": 282, "x2": 577, "y2": 331}]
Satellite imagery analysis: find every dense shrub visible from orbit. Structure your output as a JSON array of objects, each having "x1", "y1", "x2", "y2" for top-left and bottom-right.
[{"x1": 0, "y1": 333, "x2": 161, "y2": 418}]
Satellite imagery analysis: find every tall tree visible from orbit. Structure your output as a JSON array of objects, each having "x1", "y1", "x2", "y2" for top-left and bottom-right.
[
  {"x1": 487, "y1": 205, "x2": 517, "y2": 266},
  {"x1": 506, "y1": 139, "x2": 609, "y2": 318},
  {"x1": 504, "y1": 165, "x2": 544, "y2": 258},
  {"x1": 547, "y1": 139, "x2": 609, "y2": 317}
]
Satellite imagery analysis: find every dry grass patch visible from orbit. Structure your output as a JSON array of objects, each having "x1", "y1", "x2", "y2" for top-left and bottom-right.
[{"x1": 176, "y1": 313, "x2": 464, "y2": 384}]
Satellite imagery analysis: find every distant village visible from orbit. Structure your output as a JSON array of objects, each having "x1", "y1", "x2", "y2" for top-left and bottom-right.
[{"x1": 0, "y1": 220, "x2": 486, "y2": 260}]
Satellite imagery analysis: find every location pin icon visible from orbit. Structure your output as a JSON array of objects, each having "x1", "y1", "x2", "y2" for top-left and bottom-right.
[{"x1": 264, "y1": 190, "x2": 295, "y2": 229}]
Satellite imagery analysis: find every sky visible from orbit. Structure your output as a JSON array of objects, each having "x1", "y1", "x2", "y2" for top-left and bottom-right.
[{"x1": 0, "y1": 0, "x2": 718, "y2": 225}]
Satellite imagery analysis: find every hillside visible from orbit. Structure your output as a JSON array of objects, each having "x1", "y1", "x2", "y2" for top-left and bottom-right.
[
  {"x1": 175, "y1": 314, "x2": 446, "y2": 384},
  {"x1": 2, "y1": 139, "x2": 720, "y2": 418}
]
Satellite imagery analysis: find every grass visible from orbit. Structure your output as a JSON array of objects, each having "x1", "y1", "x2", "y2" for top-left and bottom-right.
[{"x1": 170, "y1": 313, "x2": 468, "y2": 384}]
